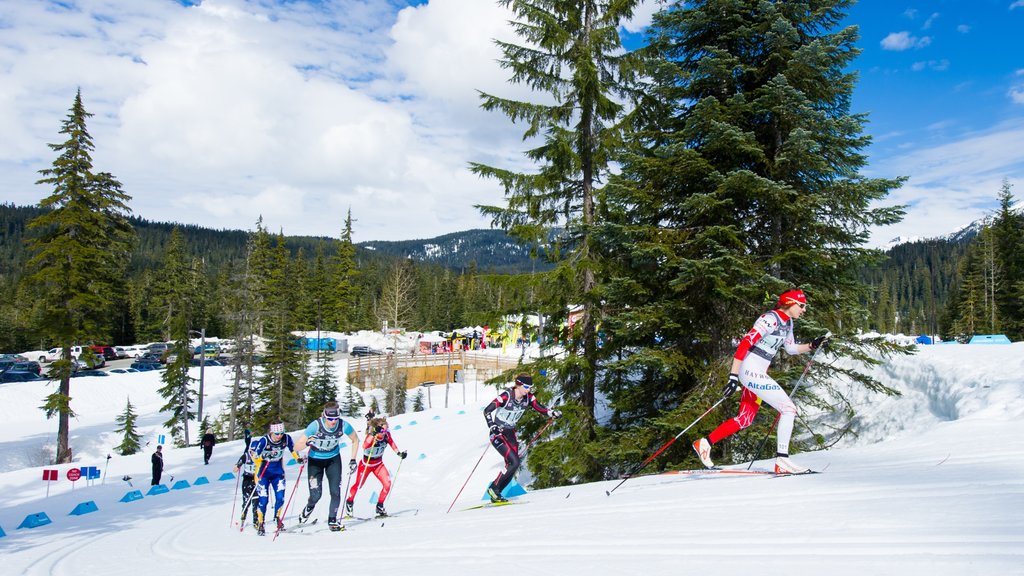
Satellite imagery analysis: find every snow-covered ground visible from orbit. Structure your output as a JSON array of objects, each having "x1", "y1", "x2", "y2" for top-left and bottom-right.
[{"x1": 1, "y1": 342, "x2": 1022, "y2": 575}]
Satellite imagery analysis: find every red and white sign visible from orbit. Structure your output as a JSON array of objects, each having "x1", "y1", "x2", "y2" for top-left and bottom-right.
[{"x1": 66, "y1": 467, "x2": 81, "y2": 482}]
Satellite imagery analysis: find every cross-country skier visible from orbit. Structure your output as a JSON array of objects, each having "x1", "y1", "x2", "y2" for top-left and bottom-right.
[
  {"x1": 249, "y1": 421, "x2": 302, "y2": 535},
  {"x1": 482, "y1": 373, "x2": 560, "y2": 503},
  {"x1": 233, "y1": 428, "x2": 258, "y2": 528},
  {"x1": 692, "y1": 289, "x2": 830, "y2": 474},
  {"x1": 293, "y1": 401, "x2": 360, "y2": 532},
  {"x1": 344, "y1": 416, "x2": 407, "y2": 518}
]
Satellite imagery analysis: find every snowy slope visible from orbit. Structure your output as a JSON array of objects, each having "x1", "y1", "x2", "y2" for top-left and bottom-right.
[{"x1": 1, "y1": 344, "x2": 1022, "y2": 575}]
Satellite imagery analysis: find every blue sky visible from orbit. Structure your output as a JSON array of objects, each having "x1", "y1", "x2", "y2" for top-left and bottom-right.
[{"x1": 0, "y1": 0, "x2": 1020, "y2": 246}]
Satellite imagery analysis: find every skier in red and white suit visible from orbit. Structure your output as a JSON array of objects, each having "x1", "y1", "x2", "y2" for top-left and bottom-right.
[
  {"x1": 692, "y1": 289, "x2": 829, "y2": 474},
  {"x1": 344, "y1": 416, "x2": 406, "y2": 518}
]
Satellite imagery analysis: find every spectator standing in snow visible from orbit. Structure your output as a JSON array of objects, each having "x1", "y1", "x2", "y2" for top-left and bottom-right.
[
  {"x1": 151, "y1": 445, "x2": 163, "y2": 485},
  {"x1": 293, "y1": 401, "x2": 360, "y2": 532},
  {"x1": 482, "y1": 374, "x2": 560, "y2": 503},
  {"x1": 345, "y1": 416, "x2": 407, "y2": 518},
  {"x1": 201, "y1": 431, "x2": 216, "y2": 465},
  {"x1": 692, "y1": 289, "x2": 830, "y2": 474}
]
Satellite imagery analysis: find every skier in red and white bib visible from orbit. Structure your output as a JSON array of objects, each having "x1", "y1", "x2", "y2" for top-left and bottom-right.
[
  {"x1": 692, "y1": 289, "x2": 830, "y2": 474},
  {"x1": 344, "y1": 416, "x2": 406, "y2": 518}
]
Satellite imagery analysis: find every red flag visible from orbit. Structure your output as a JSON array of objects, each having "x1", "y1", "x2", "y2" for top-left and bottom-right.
[{"x1": 43, "y1": 469, "x2": 58, "y2": 481}]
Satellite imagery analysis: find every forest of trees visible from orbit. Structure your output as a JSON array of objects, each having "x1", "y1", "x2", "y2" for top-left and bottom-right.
[{"x1": 3, "y1": 1, "x2": 1021, "y2": 473}]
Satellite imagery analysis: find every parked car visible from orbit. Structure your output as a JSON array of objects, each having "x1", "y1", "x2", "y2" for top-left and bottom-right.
[
  {"x1": 191, "y1": 358, "x2": 224, "y2": 366},
  {"x1": 0, "y1": 370, "x2": 45, "y2": 383},
  {"x1": 41, "y1": 346, "x2": 86, "y2": 361},
  {"x1": 71, "y1": 369, "x2": 108, "y2": 378},
  {"x1": 118, "y1": 345, "x2": 147, "y2": 359},
  {"x1": 350, "y1": 345, "x2": 384, "y2": 357},
  {"x1": 0, "y1": 359, "x2": 17, "y2": 372},
  {"x1": 130, "y1": 361, "x2": 161, "y2": 371},
  {"x1": 89, "y1": 345, "x2": 118, "y2": 361},
  {"x1": 13, "y1": 361, "x2": 42, "y2": 375},
  {"x1": 19, "y1": 350, "x2": 51, "y2": 363},
  {"x1": 78, "y1": 350, "x2": 106, "y2": 369},
  {"x1": 195, "y1": 343, "x2": 221, "y2": 357},
  {"x1": 109, "y1": 368, "x2": 139, "y2": 374}
]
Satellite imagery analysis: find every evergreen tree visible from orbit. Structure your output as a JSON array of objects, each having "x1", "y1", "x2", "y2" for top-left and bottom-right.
[
  {"x1": 114, "y1": 397, "x2": 143, "y2": 456},
  {"x1": 254, "y1": 233, "x2": 306, "y2": 430},
  {"x1": 470, "y1": 0, "x2": 649, "y2": 474},
  {"x1": 412, "y1": 390, "x2": 425, "y2": 412},
  {"x1": 993, "y1": 179, "x2": 1024, "y2": 339},
  {"x1": 530, "y1": 0, "x2": 907, "y2": 486},
  {"x1": 27, "y1": 90, "x2": 135, "y2": 463},
  {"x1": 154, "y1": 229, "x2": 198, "y2": 445},
  {"x1": 341, "y1": 382, "x2": 366, "y2": 418},
  {"x1": 305, "y1": 354, "x2": 339, "y2": 423},
  {"x1": 332, "y1": 209, "x2": 360, "y2": 331},
  {"x1": 158, "y1": 339, "x2": 196, "y2": 447}
]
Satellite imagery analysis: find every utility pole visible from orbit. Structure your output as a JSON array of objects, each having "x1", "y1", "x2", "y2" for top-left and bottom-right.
[{"x1": 191, "y1": 328, "x2": 207, "y2": 424}]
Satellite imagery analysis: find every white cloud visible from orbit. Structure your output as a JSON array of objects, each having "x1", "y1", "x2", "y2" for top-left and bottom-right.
[
  {"x1": 912, "y1": 59, "x2": 950, "y2": 72},
  {"x1": 922, "y1": 12, "x2": 940, "y2": 30},
  {"x1": 621, "y1": 0, "x2": 660, "y2": 34},
  {"x1": 0, "y1": 0, "x2": 541, "y2": 242},
  {"x1": 867, "y1": 120, "x2": 1024, "y2": 246},
  {"x1": 903, "y1": 8, "x2": 918, "y2": 19},
  {"x1": 957, "y1": 24, "x2": 971, "y2": 33},
  {"x1": 1012, "y1": 1, "x2": 1024, "y2": 9},
  {"x1": 880, "y1": 31, "x2": 932, "y2": 51}
]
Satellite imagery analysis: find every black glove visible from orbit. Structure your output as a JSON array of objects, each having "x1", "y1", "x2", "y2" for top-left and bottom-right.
[
  {"x1": 810, "y1": 334, "x2": 830, "y2": 351},
  {"x1": 348, "y1": 459, "x2": 357, "y2": 473},
  {"x1": 722, "y1": 374, "x2": 742, "y2": 397},
  {"x1": 365, "y1": 410, "x2": 375, "y2": 420},
  {"x1": 489, "y1": 424, "x2": 501, "y2": 436},
  {"x1": 548, "y1": 409, "x2": 561, "y2": 419},
  {"x1": 398, "y1": 450, "x2": 408, "y2": 459}
]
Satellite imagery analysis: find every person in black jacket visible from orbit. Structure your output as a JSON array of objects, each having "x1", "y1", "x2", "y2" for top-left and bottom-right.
[
  {"x1": 151, "y1": 445, "x2": 164, "y2": 486},
  {"x1": 482, "y1": 374, "x2": 560, "y2": 503},
  {"x1": 201, "y1": 432, "x2": 216, "y2": 465}
]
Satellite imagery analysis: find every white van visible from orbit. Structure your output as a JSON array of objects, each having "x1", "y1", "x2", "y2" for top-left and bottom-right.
[{"x1": 45, "y1": 346, "x2": 84, "y2": 360}]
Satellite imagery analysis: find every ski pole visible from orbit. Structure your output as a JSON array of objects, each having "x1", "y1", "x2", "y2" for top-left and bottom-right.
[
  {"x1": 230, "y1": 469, "x2": 241, "y2": 528},
  {"x1": 606, "y1": 395, "x2": 728, "y2": 496},
  {"x1": 524, "y1": 418, "x2": 555, "y2": 453},
  {"x1": 273, "y1": 460, "x2": 305, "y2": 541},
  {"x1": 746, "y1": 331, "x2": 832, "y2": 469},
  {"x1": 378, "y1": 456, "x2": 406, "y2": 524},
  {"x1": 446, "y1": 443, "x2": 491, "y2": 513}
]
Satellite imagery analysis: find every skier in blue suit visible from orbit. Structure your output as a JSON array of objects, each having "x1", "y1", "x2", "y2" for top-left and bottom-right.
[{"x1": 250, "y1": 421, "x2": 302, "y2": 535}]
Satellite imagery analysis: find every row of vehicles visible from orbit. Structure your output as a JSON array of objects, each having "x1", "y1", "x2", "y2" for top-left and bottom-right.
[{"x1": 2, "y1": 341, "x2": 235, "y2": 383}]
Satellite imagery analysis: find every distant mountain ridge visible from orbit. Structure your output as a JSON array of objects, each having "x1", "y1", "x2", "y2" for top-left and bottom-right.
[{"x1": 359, "y1": 229, "x2": 549, "y2": 274}]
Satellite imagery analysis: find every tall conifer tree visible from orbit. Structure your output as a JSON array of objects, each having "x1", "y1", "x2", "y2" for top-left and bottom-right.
[
  {"x1": 471, "y1": 0, "x2": 648, "y2": 466},
  {"x1": 28, "y1": 90, "x2": 135, "y2": 463},
  {"x1": 533, "y1": 0, "x2": 906, "y2": 484}
]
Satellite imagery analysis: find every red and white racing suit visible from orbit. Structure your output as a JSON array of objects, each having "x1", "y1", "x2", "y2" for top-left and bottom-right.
[
  {"x1": 708, "y1": 309, "x2": 800, "y2": 454},
  {"x1": 347, "y1": 431, "x2": 399, "y2": 505}
]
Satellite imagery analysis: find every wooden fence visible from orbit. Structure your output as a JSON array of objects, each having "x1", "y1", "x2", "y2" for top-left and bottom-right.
[{"x1": 347, "y1": 351, "x2": 527, "y2": 390}]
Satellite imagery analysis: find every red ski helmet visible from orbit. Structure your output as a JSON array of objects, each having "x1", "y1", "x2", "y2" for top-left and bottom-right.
[{"x1": 777, "y1": 289, "x2": 807, "y2": 308}]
